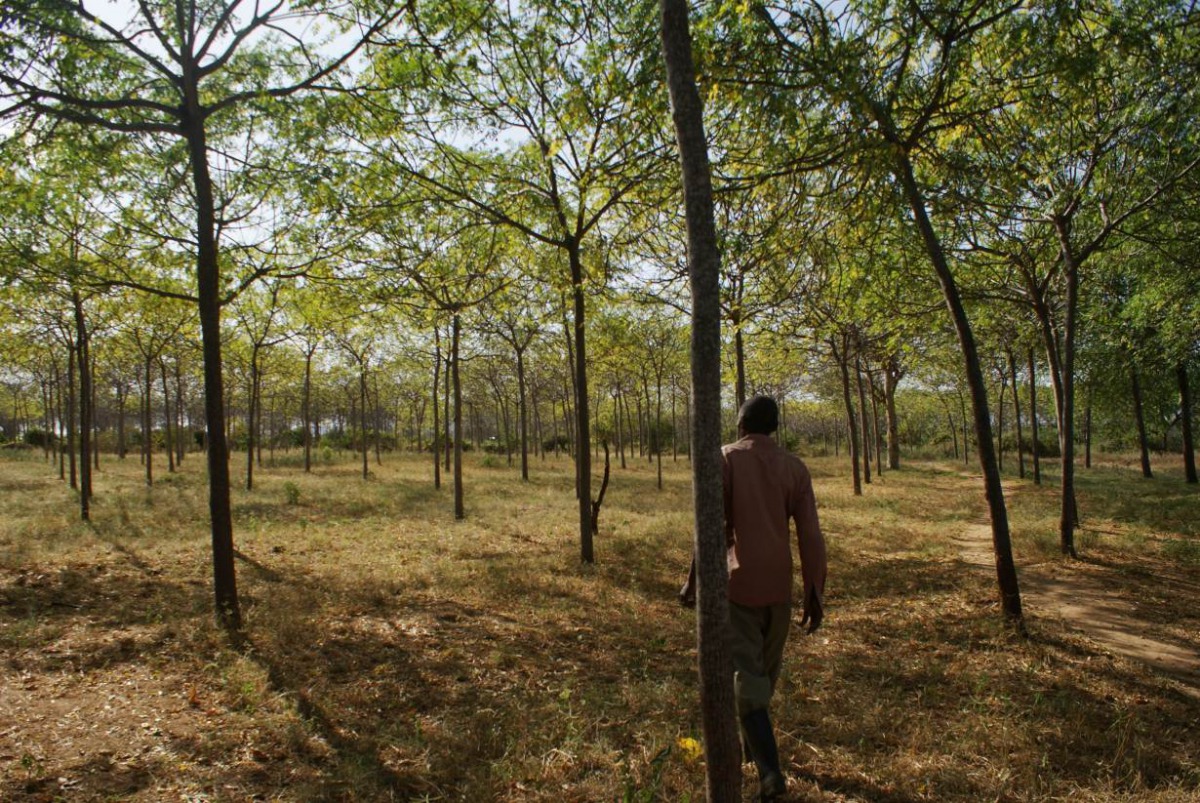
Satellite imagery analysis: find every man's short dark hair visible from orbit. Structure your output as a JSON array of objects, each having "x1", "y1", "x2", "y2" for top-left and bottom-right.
[{"x1": 738, "y1": 395, "x2": 779, "y2": 435}]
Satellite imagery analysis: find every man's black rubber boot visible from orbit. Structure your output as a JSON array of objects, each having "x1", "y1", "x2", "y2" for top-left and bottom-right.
[{"x1": 741, "y1": 709, "x2": 786, "y2": 801}]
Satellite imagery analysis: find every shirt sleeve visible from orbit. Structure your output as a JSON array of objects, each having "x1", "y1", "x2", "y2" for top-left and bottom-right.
[{"x1": 792, "y1": 465, "x2": 827, "y2": 609}]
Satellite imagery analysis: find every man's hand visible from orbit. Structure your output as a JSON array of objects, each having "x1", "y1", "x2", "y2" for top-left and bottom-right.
[
  {"x1": 678, "y1": 578, "x2": 696, "y2": 608},
  {"x1": 678, "y1": 558, "x2": 697, "y2": 608},
  {"x1": 800, "y1": 595, "x2": 823, "y2": 634}
]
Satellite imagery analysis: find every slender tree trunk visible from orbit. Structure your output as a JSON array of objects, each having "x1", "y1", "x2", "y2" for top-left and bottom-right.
[
  {"x1": 886, "y1": 361, "x2": 901, "y2": 470},
  {"x1": 948, "y1": 410, "x2": 959, "y2": 459},
  {"x1": 996, "y1": 370, "x2": 1006, "y2": 474},
  {"x1": 443, "y1": 353, "x2": 452, "y2": 473},
  {"x1": 453, "y1": 314, "x2": 465, "y2": 519},
  {"x1": 1029, "y1": 348, "x2": 1041, "y2": 485},
  {"x1": 72, "y1": 292, "x2": 91, "y2": 517},
  {"x1": 868, "y1": 370, "x2": 883, "y2": 476},
  {"x1": 184, "y1": 103, "x2": 240, "y2": 631},
  {"x1": 359, "y1": 361, "x2": 370, "y2": 481},
  {"x1": 1008, "y1": 349, "x2": 1025, "y2": 480},
  {"x1": 432, "y1": 328, "x2": 441, "y2": 489},
  {"x1": 662, "y1": 1, "x2": 741, "y2": 794},
  {"x1": 174, "y1": 360, "x2": 185, "y2": 465},
  {"x1": 1054, "y1": 223, "x2": 1080, "y2": 558},
  {"x1": 855, "y1": 353, "x2": 871, "y2": 485},
  {"x1": 656, "y1": 378, "x2": 664, "y2": 491},
  {"x1": 90, "y1": 351, "x2": 100, "y2": 472},
  {"x1": 1178, "y1": 362, "x2": 1197, "y2": 483},
  {"x1": 116, "y1": 381, "x2": 127, "y2": 460},
  {"x1": 517, "y1": 347, "x2": 529, "y2": 481},
  {"x1": 834, "y1": 337, "x2": 862, "y2": 496},
  {"x1": 303, "y1": 347, "x2": 314, "y2": 473},
  {"x1": 734, "y1": 319, "x2": 747, "y2": 410},
  {"x1": 895, "y1": 152, "x2": 1022, "y2": 620},
  {"x1": 67, "y1": 344, "x2": 78, "y2": 491},
  {"x1": 246, "y1": 353, "x2": 257, "y2": 490},
  {"x1": 144, "y1": 354, "x2": 153, "y2": 486},
  {"x1": 161, "y1": 356, "x2": 176, "y2": 473},
  {"x1": 1084, "y1": 392, "x2": 1092, "y2": 470},
  {"x1": 569, "y1": 243, "x2": 593, "y2": 563}
]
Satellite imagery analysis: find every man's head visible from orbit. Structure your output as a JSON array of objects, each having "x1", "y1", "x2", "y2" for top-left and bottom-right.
[{"x1": 737, "y1": 395, "x2": 779, "y2": 436}]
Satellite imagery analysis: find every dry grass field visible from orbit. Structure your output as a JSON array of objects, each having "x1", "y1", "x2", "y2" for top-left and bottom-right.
[{"x1": 1, "y1": 446, "x2": 1197, "y2": 802}]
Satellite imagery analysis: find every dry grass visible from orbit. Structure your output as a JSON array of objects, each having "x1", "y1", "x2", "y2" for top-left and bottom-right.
[{"x1": 0, "y1": 447, "x2": 1197, "y2": 802}]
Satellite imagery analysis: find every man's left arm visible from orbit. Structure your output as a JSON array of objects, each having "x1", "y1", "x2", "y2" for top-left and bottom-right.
[{"x1": 794, "y1": 470, "x2": 827, "y2": 633}]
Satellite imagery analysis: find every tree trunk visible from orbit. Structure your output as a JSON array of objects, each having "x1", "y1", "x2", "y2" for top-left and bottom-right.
[
  {"x1": 432, "y1": 328, "x2": 441, "y2": 489},
  {"x1": 517, "y1": 346, "x2": 529, "y2": 481},
  {"x1": 867, "y1": 369, "x2": 883, "y2": 476},
  {"x1": 661, "y1": 0, "x2": 742, "y2": 796},
  {"x1": 453, "y1": 314, "x2": 465, "y2": 519},
  {"x1": 67, "y1": 344, "x2": 78, "y2": 491},
  {"x1": 569, "y1": 243, "x2": 594, "y2": 564},
  {"x1": 303, "y1": 346, "x2": 314, "y2": 473},
  {"x1": 72, "y1": 292, "x2": 91, "y2": 519},
  {"x1": 161, "y1": 356, "x2": 176, "y2": 474},
  {"x1": 1053, "y1": 222, "x2": 1080, "y2": 558},
  {"x1": 144, "y1": 354, "x2": 153, "y2": 486},
  {"x1": 116, "y1": 381, "x2": 127, "y2": 460},
  {"x1": 856, "y1": 353, "x2": 871, "y2": 484},
  {"x1": 885, "y1": 360, "x2": 901, "y2": 470},
  {"x1": 359, "y1": 361, "x2": 370, "y2": 481},
  {"x1": 1028, "y1": 348, "x2": 1041, "y2": 485},
  {"x1": 996, "y1": 369, "x2": 1006, "y2": 474},
  {"x1": 1178, "y1": 362, "x2": 1197, "y2": 483},
  {"x1": 1008, "y1": 348, "x2": 1025, "y2": 480},
  {"x1": 734, "y1": 318, "x2": 747, "y2": 410},
  {"x1": 835, "y1": 337, "x2": 862, "y2": 496},
  {"x1": 184, "y1": 103, "x2": 240, "y2": 631},
  {"x1": 443, "y1": 353, "x2": 452, "y2": 473},
  {"x1": 895, "y1": 152, "x2": 1022, "y2": 621},
  {"x1": 246, "y1": 351, "x2": 258, "y2": 490}
]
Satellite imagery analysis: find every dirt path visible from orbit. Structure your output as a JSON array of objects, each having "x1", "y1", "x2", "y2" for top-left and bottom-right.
[{"x1": 956, "y1": 523, "x2": 1200, "y2": 698}]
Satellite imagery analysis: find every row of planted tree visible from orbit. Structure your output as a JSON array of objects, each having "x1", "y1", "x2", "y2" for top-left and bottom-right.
[
  {"x1": 4, "y1": 275, "x2": 1195, "y2": 493},
  {"x1": 2, "y1": 1, "x2": 1198, "y2": 639}
]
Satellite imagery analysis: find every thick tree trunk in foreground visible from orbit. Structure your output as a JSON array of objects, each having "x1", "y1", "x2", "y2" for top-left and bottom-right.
[{"x1": 661, "y1": 0, "x2": 741, "y2": 797}]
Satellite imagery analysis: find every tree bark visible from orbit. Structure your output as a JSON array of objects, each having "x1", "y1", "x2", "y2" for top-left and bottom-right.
[
  {"x1": 67, "y1": 344, "x2": 78, "y2": 491},
  {"x1": 453, "y1": 314, "x2": 465, "y2": 519},
  {"x1": 834, "y1": 337, "x2": 862, "y2": 496},
  {"x1": 856, "y1": 353, "x2": 871, "y2": 485},
  {"x1": 661, "y1": 0, "x2": 741, "y2": 796},
  {"x1": 1008, "y1": 348, "x2": 1025, "y2": 480},
  {"x1": 885, "y1": 359, "x2": 901, "y2": 470},
  {"x1": 432, "y1": 327, "x2": 442, "y2": 489},
  {"x1": 517, "y1": 346, "x2": 529, "y2": 481},
  {"x1": 1028, "y1": 348, "x2": 1041, "y2": 485},
  {"x1": 184, "y1": 101, "x2": 240, "y2": 631},
  {"x1": 72, "y1": 292, "x2": 91, "y2": 519},
  {"x1": 1178, "y1": 362, "x2": 1197, "y2": 484},
  {"x1": 1053, "y1": 221, "x2": 1080, "y2": 558},
  {"x1": 569, "y1": 242, "x2": 594, "y2": 564},
  {"x1": 895, "y1": 152, "x2": 1022, "y2": 621}
]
